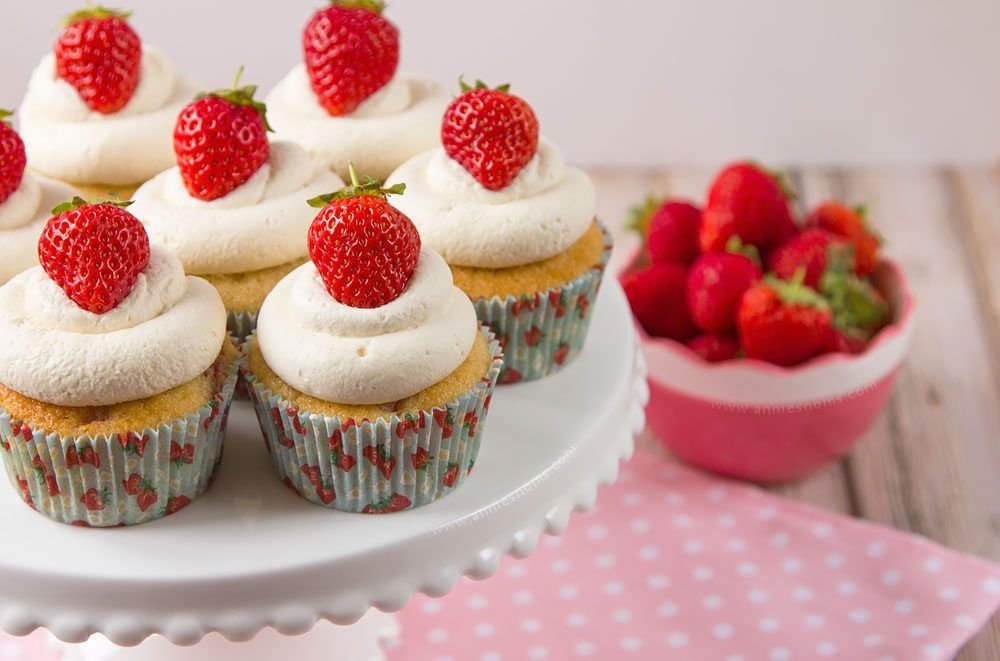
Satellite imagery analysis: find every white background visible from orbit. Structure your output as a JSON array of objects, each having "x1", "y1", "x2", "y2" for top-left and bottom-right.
[{"x1": 1, "y1": 0, "x2": 997, "y2": 166}]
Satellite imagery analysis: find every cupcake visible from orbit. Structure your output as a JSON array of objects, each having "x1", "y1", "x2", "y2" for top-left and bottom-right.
[
  {"x1": 387, "y1": 81, "x2": 612, "y2": 383},
  {"x1": 0, "y1": 109, "x2": 78, "y2": 284},
  {"x1": 17, "y1": 7, "x2": 198, "y2": 199},
  {"x1": 266, "y1": 0, "x2": 449, "y2": 181},
  {"x1": 130, "y1": 71, "x2": 343, "y2": 339},
  {"x1": 244, "y1": 166, "x2": 502, "y2": 513},
  {"x1": 0, "y1": 197, "x2": 238, "y2": 526}
]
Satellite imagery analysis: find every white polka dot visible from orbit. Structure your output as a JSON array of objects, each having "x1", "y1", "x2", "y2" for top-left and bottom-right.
[
  {"x1": 586, "y1": 525, "x2": 607, "y2": 540},
  {"x1": 684, "y1": 539, "x2": 704, "y2": 555},
  {"x1": 805, "y1": 614, "x2": 825, "y2": 629},
  {"x1": 894, "y1": 599, "x2": 915, "y2": 614},
  {"x1": 620, "y1": 636, "x2": 642, "y2": 651},
  {"x1": 620, "y1": 468, "x2": 636, "y2": 481},
  {"x1": 702, "y1": 594, "x2": 725, "y2": 610},
  {"x1": 527, "y1": 645, "x2": 548, "y2": 659},
  {"x1": 876, "y1": 656, "x2": 896, "y2": 661},
  {"x1": 867, "y1": 540, "x2": 888, "y2": 557},
  {"x1": 428, "y1": 628, "x2": 448, "y2": 643},
  {"x1": 717, "y1": 514, "x2": 736, "y2": 528},
  {"x1": 793, "y1": 586, "x2": 814, "y2": 602},
  {"x1": 921, "y1": 644, "x2": 944, "y2": 657},
  {"x1": 543, "y1": 536, "x2": 563, "y2": 548},
  {"x1": 769, "y1": 646, "x2": 791, "y2": 660},
  {"x1": 639, "y1": 545, "x2": 661, "y2": 561},
  {"x1": 817, "y1": 640, "x2": 837, "y2": 656},
  {"x1": 665, "y1": 491, "x2": 684, "y2": 506},
  {"x1": 474, "y1": 623, "x2": 495, "y2": 638},
  {"x1": 657, "y1": 601, "x2": 679, "y2": 618},
  {"x1": 707, "y1": 487, "x2": 727, "y2": 501},
  {"x1": 758, "y1": 617, "x2": 780, "y2": 633},
  {"x1": 837, "y1": 580, "x2": 859, "y2": 596},
  {"x1": 467, "y1": 595, "x2": 489, "y2": 610},
  {"x1": 574, "y1": 641, "x2": 595, "y2": 657},
  {"x1": 983, "y1": 577, "x2": 1000, "y2": 594},
  {"x1": 521, "y1": 618, "x2": 541, "y2": 633},
  {"x1": 727, "y1": 538, "x2": 748, "y2": 552},
  {"x1": 738, "y1": 562, "x2": 758, "y2": 576},
  {"x1": 758, "y1": 506, "x2": 778, "y2": 520},
  {"x1": 955, "y1": 613, "x2": 976, "y2": 629},
  {"x1": 881, "y1": 569, "x2": 902, "y2": 586},
  {"x1": 647, "y1": 574, "x2": 669, "y2": 590},
  {"x1": 559, "y1": 585, "x2": 579, "y2": 599},
  {"x1": 622, "y1": 491, "x2": 643, "y2": 506},
  {"x1": 666, "y1": 632, "x2": 687, "y2": 647},
  {"x1": 726, "y1": 656, "x2": 746, "y2": 661},
  {"x1": 630, "y1": 518, "x2": 651, "y2": 534},
  {"x1": 693, "y1": 566, "x2": 715, "y2": 581},
  {"x1": 612, "y1": 608, "x2": 633, "y2": 623},
  {"x1": 506, "y1": 564, "x2": 527, "y2": 578},
  {"x1": 0, "y1": 646, "x2": 23, "y2": 661},
  {"x1": 603, "y1": 580, "x2": 624, "y2": 595},
  {"x1": 770, "y1": 531, "x2": 790, "y2": 547},
  {"x1": 566, "y1": 612, "x2": 587, "y2": 628},
  {"x1": 596, "y1": 553, "x2": 616, "y2": 568},
  {"x1": 939, "y1": 585, "x2": 960, "y2": 601},
  {"x1": 923, "y1": 557, "x2": 944, "y2": 573},
  {"x1": 825, "y1": 553, "x2": 845, "y2": 568},
  {"x1": 909, "y1": 624, "x2": 928, "y2": 638},
  {"x1": 713, "y1": 623, "x2": 735, "y2": 640},
  {"x1": 781, "y1": 557, "x2": 803, "y2": 573},
  {"x1": 481, "y1": 653, "x2": 501, "y2": 661},
  {"x1": 849, "y1": 609, "x2": 871, "y2": 623},
  {"x1": 513, "y1": 590, "x2": 534, "y2": 604},
  {"x1": 812, "y1": 522, "x2": 833, "y2": 537},
  {"x1": 550, "y1": 559, "x2": 571, "y2": 573},
  {"x1": 748, "y1": 589, "x2": 769, "y2": 604},
  {"x1": 422, "y1": 601, "x2": 444, "y2": 614},
  {"x1": 863, "y1": 634, "x2": 884, "y2": 647},
  {"x1": 673, "y1": 514, "x2": 693, "y2": 528}
]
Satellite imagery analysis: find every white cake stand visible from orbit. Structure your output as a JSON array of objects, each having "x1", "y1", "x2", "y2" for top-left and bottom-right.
[{"x1": 0, "y1": 283, "x2": 646, "y2": 658}]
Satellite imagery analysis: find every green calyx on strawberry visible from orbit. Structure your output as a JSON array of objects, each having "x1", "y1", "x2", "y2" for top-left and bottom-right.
[
  {"x1": 327, "y1": 0, "x2": 386, "y2": 12},
  {"x1": 725, "y1": 235, "x2": 762, "y2": 269},
  {"x1": 194, "y1": 66, "x2": 273, "y2": 132},
  {"x1": 626, "y1": 194, "x2": 661, "y2": 234},
  {"x1": 62, "y1": 5, "x2": 133, "y2": 26},
  {"x1": 0, "y1": 109, "x2": 13, "y2": 125},
  {"x1": 51, "y1": 192, "x2": 133, "y2": 216},
  {"x1": 819, "y1": 244, "x2": 888, "y2": 333},
  {"x1": 458, "y1": 77, "x2": 511, "y2": 94},
  {"x1": 307, "y1": 162, "x2": 405, "y2": 207},
  {"x1": 764, "y1": 268, "x2": 830, "y2": 312}
]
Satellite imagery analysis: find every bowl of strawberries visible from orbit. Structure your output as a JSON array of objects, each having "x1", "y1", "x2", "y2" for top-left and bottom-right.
[{"x1": 622, "y1": 162, "x2": 915, "y2": 483}]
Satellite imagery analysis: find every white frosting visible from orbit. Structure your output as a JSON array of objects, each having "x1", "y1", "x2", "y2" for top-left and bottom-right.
[
  {"x1": 18, "y1": 46, "x2": 199, "y2": 185},
  {"x1": 265, "y1": 67, "x2": 449, "y2": 181},
  {"x1": 386, "y1": 138, "x2": 597, "y2": 268},
  {"x1": 0, "y1": 174, "x2": 79, "y2": 284},
  {"x1": 131, "y1": 141, "x2": 343, "y2": 275},
  {"x1": 257, "y1": 246, "x2": 477, "y2": 405},
  {"x1": 0, "y1": 246, "x2": 227, "y2": 407}
]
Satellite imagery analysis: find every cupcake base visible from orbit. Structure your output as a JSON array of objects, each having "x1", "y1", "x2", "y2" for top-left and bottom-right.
[
  {"x1": 0, "y1": 342, "x2": 241, "y2": 527},
  {"x1": 202, "y1": 258, "x2": 308, "y2": 341},
  {"x1": 243, "y1": 329, "x2": 503, "y2": 513},
  {"x1": 69, "y1": 182, "x2": 142, "y2": 202}
]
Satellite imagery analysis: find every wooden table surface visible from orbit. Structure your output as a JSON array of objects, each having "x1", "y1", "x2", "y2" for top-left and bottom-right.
[{"x1": 590, "y1": 165, "x2": 1000, "y2": 660}]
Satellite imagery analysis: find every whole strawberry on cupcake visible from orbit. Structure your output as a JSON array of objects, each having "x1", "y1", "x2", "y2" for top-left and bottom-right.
[
  {"x1": 18, "y1": 6, "x2": 199, "y2": 199},
  {"x1": 624, "y1": 162, "x2": 889, "y2": 365},
  {"x1": 266, "y1": 0, "x2": 449, "y2": 181},
  {"x1": 0, "y1": 109, "x2": 79, "y2": 283},
  {"x1": 387, "y1": 80, "x2": 611, "y2": 383},
  {"x1": 0, "y1": 196, "x2": 238, "y2": 526},
  {"x1": 243, "y1": 164, "x2": 502, "y2": 512},
  {"x1": 130, "y1": 69, "x2": 344, "y2": 339}
]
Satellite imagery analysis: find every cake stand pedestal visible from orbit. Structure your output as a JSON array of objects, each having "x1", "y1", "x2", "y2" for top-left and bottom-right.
[{"x1": 0, "y1": 283, "x2": 646, "y2": 658}]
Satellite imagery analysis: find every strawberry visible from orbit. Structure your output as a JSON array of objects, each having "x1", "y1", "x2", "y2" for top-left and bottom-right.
[
  {"x1": 270, "y1": 407, "x2": 295, "y2": 448},
  {"x1": 700, "y1": 162, "x2": 796, "y2": 253},
  {"x1": 163, "y1": 495, "x2": 191, "y2": 516},
  {"x1": 363, "y1": 493, "x2": 411, "y2": 514},
  {"x1": 441, "y1": 79, "x2": 539, "y2": 191},
  {"x1": 11, "y1": 420, "x2": 32, "y2": 442},
  {"x1": 576, "y1": 293, "x2": 591, "y2": 320},
  {"x1": 819, "y1": 250, "x2": 889, "y2": 337},
  {"x1": 806, "y1": 202, "x2": 881, "y2": 276},
  {"x1": 826, "y1": 328, "x2": 870, "y2": 354},
  {"x1": 301, "y1": 464, "x2": 323, "y2": 487},
  {"x1": 54, "y1": 7, "x2": 141, "y2": 114},
  {"x1": 737, "y1": 272, "x2": 833, "y2": 367},
  {"x1": 65, "y1": 446, "x2": 80, "y2": 468},
  {"x1": 303, "y1": 0, "x2": 400, "y2": 116},
  {"x1": 395, "y1": 413, "x2": 419, "y2": 438},
  {"x1": 621, "y1": 263, "x2": 696, "y2": 341},
  {"x1": 287, "y1": 408, "x2": 307, "y2": 436},
  {"x1": 38, "y1": 197, "x2": 150, "y2": 314},
  {"x1": 315, "y1": 481, "x2": 337, "y2": 505},
  {"x1": 499, "y1": 368, "x2": 523, "y2": 385},
  {"x1": 524, "y1": 326, "x2": 543, "y2": 347},
  {"x1": 548, "y1": 290, "x2": 567, "y2": 318},
  {"x1": 80, "y1": 487, "x2": 109, "y2": 512},
  {"x1": 411, "y1": 447, "x2": 431, "y2": 471},
  {"x1": 328, "y1": 430, "x2": 357, "y2": 472},
  {"x1": 442, "y1": 463, "x2": 460, "y2": 488},
  {"x1": 686, "y1": 238, "x2": 762, "y2": 333},
  {"x1": 362, "y1": 445, "x2": 395, "y2": 480},
  {"x1": 767, "y1": 228, "x2": 853, "y2": 289},
  {"x1": 173, "y1": 68, "x2": 271, "y2": 202},
  {"x1": 17, "y1": 477, "x2": 33, "y2": 507},
  {"x1": 433, "y1": 409, "x2": 455, "y2": 438},
  {"x1": 136, "y1": 481, "x2": 158, "y2": 512},
  {"x1": 307, "y1": 164, "x2": 419, "y2": 308},
  {"x1": 511, "y1": 294, "x2": 539, "y2": 317},
  {"x1": 628, "y1": 196, "x2": 702, "y2": 265},
  {"x1": 686, "y1": 334, "x2": 740, "y2": 363},
  {"x1": 553, "y1": 343, "x2": 570, "y2": 365},
  {"x1": 0, "y1": 110, "x2": 26, "y2": 205},
  {"x1": 79, "y1": 446, "x2": 100, "y2": 468},
  {"x1": 122, "y1": 473, "x2": 143, "y2": 496},
  {"x1": 118, "y1": 432, "x2": 149, "y2": 457},
  {"x1": 169, "y1": 442, "x2": 195, "y2": 466},
  {"x1": 463, "y1": 411, "x2": 479, "y2": 437},
  {"x1": 45, "y1": 474, "x2": 60, "y2": 497}
]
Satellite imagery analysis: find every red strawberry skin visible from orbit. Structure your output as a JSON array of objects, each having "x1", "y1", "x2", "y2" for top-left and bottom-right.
[
  {"x1": 737, "y1": 283, "x2": 833, "y2": 367},
  {"x1": 442, "y1": 85, "x2": 539, "y2": 191},
  {"x1": 308, "y1": 195, "x2": 420, "y2": 308},
  {"x1": 686, "y1": 252, "x2": 762, "y2": 332},
  {"x1": 54, "y1": 11, "x2": 141, "y2": 114},
  {"x1": 805, "y1": 202, "x2": 880, "y2": 276},
  {"x1": 767, "y1": 228, "x2": 850, "y2": 289},
  {"x1": 622, "y1": 263, "x2": 696, "y2": 341},
  {"x1": 0, "y1": 114, "x2": 26, "y2": 205},
  {"x1": 38, "y1": 203, "x2": 150, "y2": 314},
  {"x1": 174, "y1": 96, "x2": 270, "y2": 201},
  {"x1": 686, "y1": 334, "x2": 740, "y2": 363},
  {"x1": 647, "y1": 201, "x2": 702, "y2": 265},
  {"x1": 303, "y1": 2, "x2": 399, "y2": 116},
  {"x1": 700, "y1": 162, "x2": 796, "y2": 253}
]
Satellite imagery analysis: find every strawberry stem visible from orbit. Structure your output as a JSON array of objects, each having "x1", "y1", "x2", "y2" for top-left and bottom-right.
[
  {"x1": 195, "y1": 67, "x2": 273, "y2": 132},
  {"x1": 329, "y1": 0, "x2": 386, "y2": 13},
  {"x1": 307, "y1": 162, "x2": 406, "y2": 206},
  {"x1": 0, "y1": 109, "x2": 12, "y2": 126},
  {"x1": 62, "y1": 5, "x2": 132, "y2": 27},
  {"x1": 626, "y1": 193, "x2": 661, "y2": 234},
  {"x1": 457, "y1": 76, "x2": 511, "y2": 94},
  {"x1": 51, "y1": 192, "x2": 133, "y2": 215}
]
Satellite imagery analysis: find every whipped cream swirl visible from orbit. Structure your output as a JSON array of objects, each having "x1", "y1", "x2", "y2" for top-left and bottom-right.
[
  {"x1": 0, "y1": 246, "x2": 227, "y2": 407},
  {"x1": 266, "y1": 67, "x2": 450, "y2": 181},
  {"x1": 257, "y1": 246, "x2": 477, "y2": 404},
  {"x1": 18, "y1": 46, "x2": 199, "y2": 185},
  {"x1": 131, "y1": 141, "x2": 343, "y2": 275},
  {"x1": 0, "y1": 174, "x2": 79, "y2": 283},
  {"x1": 387, "y1": 138, "x2": 596, "y2": 268}
]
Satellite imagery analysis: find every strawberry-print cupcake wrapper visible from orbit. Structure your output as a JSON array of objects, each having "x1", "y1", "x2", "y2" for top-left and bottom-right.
[
  {"x1": 0, "y1": 347, "x2": 241, "y2": 527},
  {"x1": 476, "y1": 222, "x2": 613, "y2": 384},
  {"x1": 227, "y1": 309, "x2": 258, "y2": 343},
  {"x1": 243, "y1": 328, "x2": 503, "y2": 513}
]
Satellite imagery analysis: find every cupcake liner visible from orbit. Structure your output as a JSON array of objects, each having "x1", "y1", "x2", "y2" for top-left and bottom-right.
[
  {"x1": 0, "y1": 346, "x2": 241, "y2": 527},
  {"x1": 243, "y1": 328, "x2": 503, "y2": 513},
  {"x1": 475, "y1": 222, "x2": 613, "y2": 384},
  {"x1": 227, "y1": 308, "x2": 259, "y2": 343}
]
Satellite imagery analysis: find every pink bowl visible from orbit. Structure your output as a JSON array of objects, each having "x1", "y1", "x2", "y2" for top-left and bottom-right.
[{"x1": 627, "y1": 256, "x2": 916, "y2": 483}]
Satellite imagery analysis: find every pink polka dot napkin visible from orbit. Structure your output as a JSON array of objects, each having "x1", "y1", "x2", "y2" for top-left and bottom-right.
[{"x1": 391, "y1": 450, "x2": 1000, "y2": 661}]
